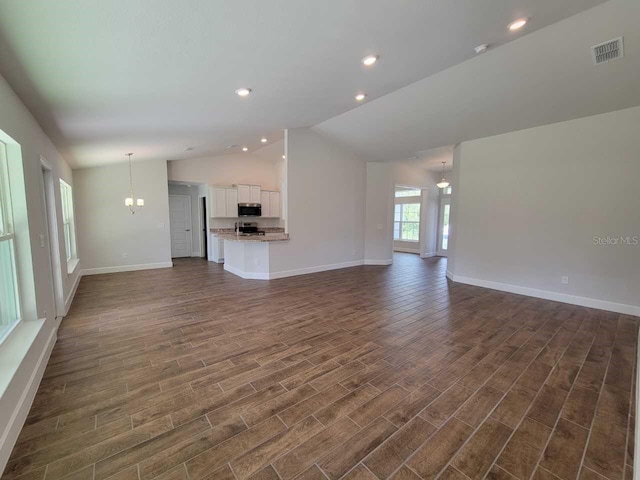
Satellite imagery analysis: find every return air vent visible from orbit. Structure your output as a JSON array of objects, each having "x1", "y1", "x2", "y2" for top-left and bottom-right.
[{"x1": 591, "y1": 37, "x2": 624, "y2": 65}]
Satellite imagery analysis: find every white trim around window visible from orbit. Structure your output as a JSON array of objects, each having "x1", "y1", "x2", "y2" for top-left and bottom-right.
[
  {"x1": 59, "y1": 179, "x2": 79, "y2": 274},
  {"x1": 0, "y1": 140, "x2": 22, "y2": 343}
]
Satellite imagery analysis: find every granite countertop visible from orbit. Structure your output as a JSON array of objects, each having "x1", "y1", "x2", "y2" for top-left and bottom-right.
[{"x1": 215, "y1": 233, "x2": 290, "y2": 243}]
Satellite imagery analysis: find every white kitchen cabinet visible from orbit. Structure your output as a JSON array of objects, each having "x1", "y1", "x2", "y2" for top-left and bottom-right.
[
  {"x1": 210, "y1": 186, "x2": 238, "y2": 218},
  {"x1": 210, "y1": 234, "x2": 224, "y2": 263},
  {"x1": 269, "y1": 191, "x2": 281, "y2": 218},
  {"x1": 210, "y1": 187, "x2": 227, "y2": 218},
  {"x1": 260, "y1": 191, "x2": 270, "y2": 217},
  {"x1": 237, "y1": 184, "x2": 261, "y2": 204},
  {"x1": 250, "y1": 186, "x2": 261, "y2": 204},
  {"x1": 226, "y1": 188, "x2": 238, "y2": 217},
  {"x1": 237, "y1": 185, "x2": 251, "y2": 204}
]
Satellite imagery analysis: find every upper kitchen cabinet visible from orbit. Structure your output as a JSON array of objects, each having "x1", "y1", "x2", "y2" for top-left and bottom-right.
[
  {"x1": 260, "y1": 191, "x2": 270, "y2": 217},
  {"x1": 226, "y1": 188, "x2": 238, "y2": 217},
  {"x1": 269, "y1": 191, "x2": 281, "y2": 218},
  {"x1": 260, "y1": 190, "x2": 281, "y2": 218},
  {"x1": 237, "y1": 184, "x2": 261, "y2": 204},
  {"x1": 210, "y1": 186, "x2": 238, "y2": 218}
]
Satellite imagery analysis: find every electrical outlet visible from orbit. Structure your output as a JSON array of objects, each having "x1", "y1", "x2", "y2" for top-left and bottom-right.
[
  {"x1": 40, "y1": 234, "x2": 46, "y2": 248},
  {"x1": 561, "y1": 276, "x2": 569, "y2": 285},
  {"x1": 377, "y1": 224, "x2": 383, "y2": 230},
  {"x1": 122, "y1": 252, "x2": 128, "y2": 259},
  {"x1": 254, "y1": 259, "x2": 260, "y2": 266}
]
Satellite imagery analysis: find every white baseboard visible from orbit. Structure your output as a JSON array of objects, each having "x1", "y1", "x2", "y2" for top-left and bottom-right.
[
  {"x1": 446, "y1": 270, "x2": 454, "y2": 280},
  {"x1": 451, "y1": 273, "x2": 640, "y2": 316},
  {"x1": 63, "y1": 271, "x2": 82, "y2": 317},
  {"x1": 393, "y1": 247, "x2": 420, "y2": 254},
  {"x1": 223, "y1": 264, "x2": 269, "y2": 280},
  {"x1": 82, "y1": 262, "x2": 174, "y2": 276},
  {"x1": 365, "y1": 259, "x2": 393, "y2": 266},
  {"x1": 420, "y1": 252, "x2": 437, "y2": 258},
  {"x1": 0, "y1": 323, "x2": 56, "y2": 474},
  {"x1": 269, "y1": 260, "x2": 364, "y2": 280}
]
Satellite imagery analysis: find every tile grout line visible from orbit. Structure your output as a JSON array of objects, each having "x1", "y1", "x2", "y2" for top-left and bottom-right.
[
  {"x1": 395, "y1": 311, "x2": 585, "y2": 480},
  {"x1": 529, "y1": 315, "x2": 614, "y2": 480},
  {"x1": 565, "y1": 315, "x2": 621, "y2": 480},
  {"x1": 490, "y1": 315, "x2": 603, "y2": 480},
  {"x1": 364, "y1": 312, "x2": 573, "y2": 480},
  {"x1": 621, "y1": 323, "x2": 638, "y2": 480}
]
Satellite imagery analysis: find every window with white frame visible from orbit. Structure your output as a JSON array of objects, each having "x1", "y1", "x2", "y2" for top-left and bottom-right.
[
  {"x1": 394, "y1": 187, "x2": 421, "y2": 242},
  {"x1": 0, "y1": 140, "x2": 21, "y2": 342},
  {"x1": 59, "y1": 180, "x2": 77, "y2": 266}
]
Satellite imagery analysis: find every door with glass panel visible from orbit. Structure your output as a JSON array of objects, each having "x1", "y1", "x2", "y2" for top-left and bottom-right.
[
  {"x1": 393, "y1": 187, "x2": 422, "y2": 252},
  {"x1": 437, "y1": 198, "x2": 451, "y2": 257}
]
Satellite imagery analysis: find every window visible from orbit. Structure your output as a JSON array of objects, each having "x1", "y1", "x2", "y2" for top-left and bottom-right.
[
  {"x1": 394, "y1": 203, "x2": 421, "y2": 242},
  {"x1": 59, "y1": 180, "x2": 77, "y2": 267},
  {"x1": 395, "y1": 188, "x2": 421, "y2": 198},
  {"x1": 441, "y1": 204, "x2": 450, "y2": 250},
  {"x1": 0, "y1": 141, "x2": 21, "y2": 341},
  {"x1": 442, "y1": 186, "x2": 453, "y2": 195}
]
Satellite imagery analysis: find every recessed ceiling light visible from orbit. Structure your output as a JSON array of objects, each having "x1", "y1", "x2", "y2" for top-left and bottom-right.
[
  {"x1": 362, "y1": 55, "x2": 379, "y2": 66},
  {"x1": 261, "y1": 138, "x2": 268, "y2": 143},
  {"x1": 235, "y1": 87, "x2": 252, "y2": 97},
  {"x1": 355, "y1": 93, "x2": 367, "y2": 102},
  {"x1": 474, "y1": 44, "x2": 489, "y2": 54},
  {"x1": 242, "y1": 146, "x2": 249, "y2": 152},
  {"x1": 508, "y1": 18, "x2": 528, "y2": 31}
]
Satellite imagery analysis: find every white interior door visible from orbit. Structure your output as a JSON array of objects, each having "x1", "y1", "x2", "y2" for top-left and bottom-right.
[{"x1": 169, "y1": 195, "x2": 193, "y2": 258}]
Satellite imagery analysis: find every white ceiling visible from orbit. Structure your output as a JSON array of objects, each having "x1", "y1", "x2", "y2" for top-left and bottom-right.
[
  {"x1": 315, "y1": 0, "x2": 640, "y2": 161},
  {"x1": 0, "y1": 0, "x2": 609, "y2": 168}
]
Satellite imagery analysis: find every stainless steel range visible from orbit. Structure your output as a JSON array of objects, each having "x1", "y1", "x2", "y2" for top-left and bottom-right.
[{"x1": 234, "y1": 222, "x2": 265, "y2": 236}]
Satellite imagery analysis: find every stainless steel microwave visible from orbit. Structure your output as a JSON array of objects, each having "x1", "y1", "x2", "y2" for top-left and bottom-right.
[{"x1": 238, "y1": 203, "x2": 261, "y2": 217}]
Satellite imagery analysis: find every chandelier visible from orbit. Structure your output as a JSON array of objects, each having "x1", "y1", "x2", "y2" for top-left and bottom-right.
[{"x1": 124, "y1": 153, "x2": 144, "y2": 214}]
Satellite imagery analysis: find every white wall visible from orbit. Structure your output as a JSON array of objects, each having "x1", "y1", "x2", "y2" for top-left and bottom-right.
[
  {"x1": 168, "y1": 144, "x2": 286, "y2": 231},
  {"x1": 0, "y1": 73, "x2": 79, "y2": 473},
  {"x1": 364, "y1": 160, "x2": 441, "y2": 263},
  {"x1": 449, "y1": 106, "x2": 640, "y2": 315},
  {"x1": 167, "y1": 143, "x2": 283, "y2": 191},
  {"x1": 364, "y1": 163, "x2": 394, "y2": 264},
  {"x1": 168, "y1": 183, "x2": 203, "y2": 256},
  {"x1": 74, "y1": 160, "x2": 172, "y2": 273},
  {"x1": 269, "y1": 128, "x2": 366, "y2": 274}
]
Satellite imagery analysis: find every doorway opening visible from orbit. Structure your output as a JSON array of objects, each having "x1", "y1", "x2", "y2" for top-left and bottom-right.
[
  {"x1": 168, "y1": 182, "x2": 210, "y2": 259},
  {"x1": 169, "y1": 194, "x2": 193, "y2": 258},
  {"x1": 393, "y1": 185, "x2": 422, "y2": 254},
  {"x1": 201, "y1": 196, "x2": 207, "y2": 259},
  {"x1": 437, "y1": 186, "x2": 452, "y2": 256}
]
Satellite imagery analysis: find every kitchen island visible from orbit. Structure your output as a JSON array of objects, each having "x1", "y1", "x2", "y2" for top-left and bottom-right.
[{"x1": 220, "y1": 233, "x2": 290, "y2": 279}]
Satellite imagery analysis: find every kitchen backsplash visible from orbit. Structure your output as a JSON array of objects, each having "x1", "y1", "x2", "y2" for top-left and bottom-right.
[{"x1": 209, "y1": 218, "x2": 284, "y2": 229}]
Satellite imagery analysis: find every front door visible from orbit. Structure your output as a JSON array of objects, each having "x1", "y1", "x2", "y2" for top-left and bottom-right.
[
  {"x1": 169, "y1": 195, "x2": 192, "y2": 258},
  {"x1": 437, "y1": 198, "x2": 451, "y2": 257}
]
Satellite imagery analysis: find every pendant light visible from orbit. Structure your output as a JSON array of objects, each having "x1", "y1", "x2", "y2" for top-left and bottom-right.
[
  {"x1": 436, "y1": 161, "x2": 450, "y2": 189},
  {"x1": 124, "y1": 153, "x2": 144, "y2": 214}
]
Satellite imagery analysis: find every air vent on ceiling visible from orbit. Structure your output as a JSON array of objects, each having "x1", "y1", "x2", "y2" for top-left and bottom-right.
[{"x1": 591, "y1": 37, "x2": 624, "y2": 65}]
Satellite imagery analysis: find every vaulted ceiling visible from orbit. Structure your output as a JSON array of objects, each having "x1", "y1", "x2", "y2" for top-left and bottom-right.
[{"x1": 0, "y1": 0, "x2": 629, "y2": 168}]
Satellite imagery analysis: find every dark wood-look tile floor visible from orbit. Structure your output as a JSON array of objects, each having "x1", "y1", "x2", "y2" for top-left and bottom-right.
[{"x1": 3, "y1": 254, "x2": 637, "y2": 480}]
